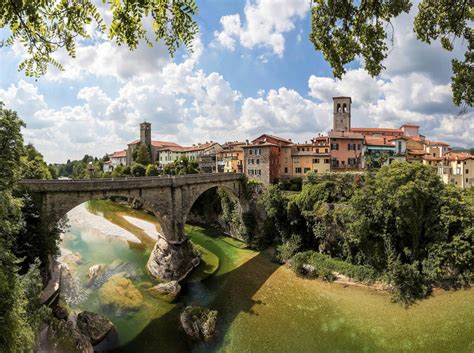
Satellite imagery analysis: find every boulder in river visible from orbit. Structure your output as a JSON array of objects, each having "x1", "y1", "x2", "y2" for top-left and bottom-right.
[
  {"x1": 77, "y1": 311, "x2": 114, "y2": 345},
  {"x1": 180, "y1": 306, "x2": 218, "y2": 341},
  {"x1": 88, "y1": 264, "x2": 104, "y2": 279},
  {"x1": 148, "y1": 280, "x2": 181, "y2": 301},
  {"x1": 99, "y1": 273, "x2": 144, "y2": 312}
]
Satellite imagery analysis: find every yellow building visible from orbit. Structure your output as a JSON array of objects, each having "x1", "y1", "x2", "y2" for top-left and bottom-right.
[
  {"x1": 291, "y1": 138, "x2": 330, "y2": 178},
  {"x1": 220, "y1": 141, "x2": 245, "y2": 173},
  {"x1": 439, "y1": 153, "x2": 474, "y2": 189}
]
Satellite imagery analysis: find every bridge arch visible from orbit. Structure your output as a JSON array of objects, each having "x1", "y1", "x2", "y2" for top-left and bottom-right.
[{"x1": 20, "y1": 174, "x2": 246, "y2": 282}]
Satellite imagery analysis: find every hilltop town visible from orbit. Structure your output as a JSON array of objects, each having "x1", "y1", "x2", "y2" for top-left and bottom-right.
[{"x1": 104, "y1": 96, "x2": 473, "y2": 189}]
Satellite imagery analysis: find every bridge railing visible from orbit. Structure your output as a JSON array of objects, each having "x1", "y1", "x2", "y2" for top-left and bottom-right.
[{"x1": 18, "y1": 173, "x2": 245, "y2": 192}]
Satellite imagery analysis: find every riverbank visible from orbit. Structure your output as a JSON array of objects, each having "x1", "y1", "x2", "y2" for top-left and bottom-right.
[{"x1": 58, "y1": 201, "x2": 474, "y2": 353}]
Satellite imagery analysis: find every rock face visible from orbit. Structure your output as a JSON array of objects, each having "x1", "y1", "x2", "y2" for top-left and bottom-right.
[
  {"x1": 46, "y1": 319, "x2": 94, "y2": 353},
  {"x1": 77, "y1": 311, "x2": 113, "y2": 345},
  {"x1": 147, "y1": 237, "x2": 200, "y2": 281},
  {"x1": 180, "y1": 306, "x2": 218, "y2": 341},
  {"x1": 148, "y1": 280, "x2": 181, "y2": 300},
  {"x1": 98, "y1": 273, "x2": 144, "y2": 312},
  {"x1": 53, "y1": 305, "x2": 69, "y2": 321}
]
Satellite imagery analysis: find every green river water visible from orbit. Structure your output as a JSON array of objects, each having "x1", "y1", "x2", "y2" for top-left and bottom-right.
[{"x1": 60, "y1": 200, "x2": 474, "y2": 353}]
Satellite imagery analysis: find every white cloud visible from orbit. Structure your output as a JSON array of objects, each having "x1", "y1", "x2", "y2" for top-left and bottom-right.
[
  {"x1": 214, "y1": 0, "x2": 309, "y2": 56},
  {"x1": 239, "y1": 88, "x2": 330, "y2": 136}
]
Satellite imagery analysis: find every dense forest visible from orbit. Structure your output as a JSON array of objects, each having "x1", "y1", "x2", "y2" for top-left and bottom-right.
[
  {"x1": 0, "y1": 103, "x2": 64, "y2": 352},
  {"x1": 261, "y1": 165, "x2": 474, "y2": 304}
]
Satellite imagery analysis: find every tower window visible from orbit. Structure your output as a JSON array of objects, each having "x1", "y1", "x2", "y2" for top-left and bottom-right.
[
  {"x1": 337, "y1": 103, "x2": 342, "y2": 112},
  {"x1": 343, "y1": 103, "x2": 348, "y2": 112}
]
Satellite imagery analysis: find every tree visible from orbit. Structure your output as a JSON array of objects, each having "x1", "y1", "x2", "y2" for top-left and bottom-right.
[
  {"x1": 310, "y1": 0, "x2": 473, "y2": 106},
  {"x1": 135, "y1": 143, "x2": 151, "y2": 166},
  {"x1": 1, "y1": 0, "x2": 198, "y2": 77},
  {"x1": 131, "y1": 163, "x2": 146, "y2": 177},
  {"x1": 347, "y1": 162, "x2": 473, "y2": 303},
  {"x1": 21, "y1": 144, "x2": 52, "y2": 180},
  {"x1": 175, "y1": 156, "x2": 199, "y2": 175},
  {"x1": 0, "y1": 103, "x2": 46, "y2": 352},
  {"x1": 145, "y1": 164, "x2": 160, "y2": 176}
]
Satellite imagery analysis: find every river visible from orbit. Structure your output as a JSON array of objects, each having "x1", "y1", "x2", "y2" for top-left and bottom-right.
[{"x1": 58, "y1": 200, "x2": 474, "y2": 353}]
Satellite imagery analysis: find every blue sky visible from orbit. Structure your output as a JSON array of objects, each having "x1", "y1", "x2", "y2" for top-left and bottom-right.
[{"x1": 0, "y1": 0, "x2": 472, "y2": 163}]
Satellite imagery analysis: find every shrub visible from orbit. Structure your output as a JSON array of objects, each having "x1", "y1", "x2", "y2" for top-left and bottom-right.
[
  {"x1": 275, "y1": 235, "x2": 301, "y2": 263},
  {"x1": 131, "y1": 163, "x2": 146, "y2": 177},
  {"x1": 291, "y1": 251, "x2": 379, "y2": 283},
  {"x1": 145, "y1": 164, "x2": 159, "y2": 176}
]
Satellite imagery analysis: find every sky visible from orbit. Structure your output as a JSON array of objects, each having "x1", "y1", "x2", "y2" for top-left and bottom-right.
[{"x1": 0, "y1": 0, "x2": 472, "y2": 163}]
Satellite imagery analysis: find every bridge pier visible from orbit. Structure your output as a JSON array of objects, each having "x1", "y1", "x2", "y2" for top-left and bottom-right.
[
  {"x1": 146, "y1": 236, "x2": 200, "y2": 282},
  {"x1": 19, "y1": 174, "x2": 246, "y2": 283}
]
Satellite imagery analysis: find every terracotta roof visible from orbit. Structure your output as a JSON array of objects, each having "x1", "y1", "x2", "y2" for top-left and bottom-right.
[
  {"x1": 365, "y1": 137, "x2": 396, "y2": 147},
  {"x1": 446, "y1": 152, "x2": 474, "y2": 161},
  {"x1": 128, "y1": 139, "x2": 182, "y2": 148},
  {"x1": 401, "y1": 123, "x2": 420, "y2": 127},
  {"x1": 407, "y1": 149, "x2": 426, "y2": 155},
  {"x1": 251, "y1": 134, "x2": 292, "y2": 145},
  {"x1": 329, "y1": 131, "x2": 364, "y2": 139},
  {"x1": 351, "y1": 127, "x2": 403, "y2": 134},
  {"x1": 242, "y1": 142, "x2": 278, "y2": 148},
  {"x1": 423, "y1": 156, "x2": 444, "y2": 161},
  {"x1": 110, "y1": 150, "x2": 127, "y2": 158},
  {"x1": 426, "y1": 140, "x2": 450, "y2": 146}
]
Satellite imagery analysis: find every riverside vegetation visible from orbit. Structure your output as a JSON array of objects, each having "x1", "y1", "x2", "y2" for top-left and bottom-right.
[{"x1": 261, "y1": 165, "x2": 474, "y2": 304}]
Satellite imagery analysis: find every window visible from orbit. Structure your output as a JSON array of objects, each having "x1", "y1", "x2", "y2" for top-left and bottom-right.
[
  {"x1": 316, "y1": 148, "x2": 320, "y2": 153},
  {"x1": 304, "y1": 167, "x2": 311, "y2": 173},
  {"x1": 295, "y1": 167, "x2": 302, "y2": 173},
  {"x1": 348, "y1": 143, "x2": 353, "y2": 150},
  {"x1": 294, "y1": 157, "x2": 299, "y2": 163},
  {"x1": 331, "y1": 159, "x2": 339, "y2": 167},
  {"x1": 256, "y1": 159, "x2": 260, "y2": 165},
  {"x1": 466, "y1": 169, "x2": 469, "y2": 174},
  {"x1": 284, "y1": 167, "x2": 288, "y2": 173},
  {"x1": 249, "y1": 149, "x2": 253, "y2": 155},
  {"x1": 331, "y1": 143, "x2": 339, "y2": 150},
  {"x1": 256, "y1": 148, "x2": 261, "y2": 155},
  {"x1": 357, "y1": 144, "x2": 361, "y2": 150},
  {"x1": 314, "y1": 169, "x2": 318, "y2": 173},
  {"x1": 313, "y1": 158, "x2": 320, "y2": 164},
  {"x1": 325, "y1": 148, "x2": 329, "y2": 153},
  {"x1": 324, "y1": 159, "x2": 330, "y2": 164}
]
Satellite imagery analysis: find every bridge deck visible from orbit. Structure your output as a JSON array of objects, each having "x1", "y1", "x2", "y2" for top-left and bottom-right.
[{"x1": 19, "y1": 173, "x2": 245, "y2": 192}]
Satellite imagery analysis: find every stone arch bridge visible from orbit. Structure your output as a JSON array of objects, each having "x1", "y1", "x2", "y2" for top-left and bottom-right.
[{"x1": 19, "y1": 173, "x2": 247, "y2": 282}]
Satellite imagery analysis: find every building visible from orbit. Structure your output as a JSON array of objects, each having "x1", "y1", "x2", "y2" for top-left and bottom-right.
[
  {"x1": 127, "y1": 122, "x2": 181, "y2": 165},
  {"x1": 291, "y1": 137, "x2": 330, "y2": 178},
  {"x1": 220, "y1": 141, "x2": 245, "y2": 173},
  {"x1": 431, "y1": 152, "x2": 473, "y2": 189},
  {"x1": 243, "y1": 134, "x2": 292, "y2": 184},
  {"x1": 328, "y1": 97, "x2": 364, "y2": 170},
  {"x1": 103, "y1": 150, "x2": 127, "y2": 173}
]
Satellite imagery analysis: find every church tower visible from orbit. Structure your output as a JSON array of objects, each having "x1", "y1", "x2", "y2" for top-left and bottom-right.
[
  {"x1": 332, "y1": 97, "x2": 351, "y2": 132},
  {"x1": 140, "y1": 121, "x2": 151, "y2": 147}
]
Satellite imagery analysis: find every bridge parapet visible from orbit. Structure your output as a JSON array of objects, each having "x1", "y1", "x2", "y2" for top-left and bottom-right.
[
  {"x1": 19, "y1": 173, "x2": 245, "y2": 192},
  {"x1": 19, "y1": 172, "x2": 247, "y2": 282}
]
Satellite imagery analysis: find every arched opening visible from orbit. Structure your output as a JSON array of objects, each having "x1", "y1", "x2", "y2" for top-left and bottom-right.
[
  {"x1": 186, "y1": 186, "x2": 246, "y2": 241},
  {"x1": 343, "y1": 103, "x2": 348, "y2": 112},
  {"x1": 337, "y1": 103, "x2": 342, "y2": 112}
]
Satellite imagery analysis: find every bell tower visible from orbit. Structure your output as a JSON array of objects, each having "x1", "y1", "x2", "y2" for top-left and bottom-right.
[
  {"x1": 333, "y1": 97, "x2": 351, "y2": 132},
  {"x1": 140, "y1": 121, "x2": 151, "y2": 147}
]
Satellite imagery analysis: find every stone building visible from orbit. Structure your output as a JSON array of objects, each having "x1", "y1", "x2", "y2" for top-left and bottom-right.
[
  {"x1": 103, "y1": 150, "x2": 127, "y2": 172},
  {"x1": 243, "y1": 134, "x2": 292, "y2": 184},
  {"x1": 127, "y1": 122, "x2": 181, "y2": 165}
]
